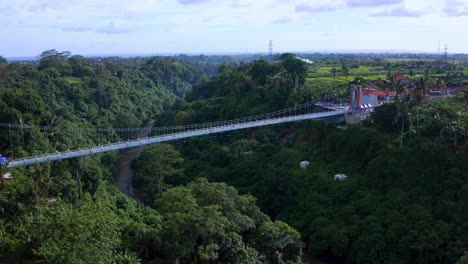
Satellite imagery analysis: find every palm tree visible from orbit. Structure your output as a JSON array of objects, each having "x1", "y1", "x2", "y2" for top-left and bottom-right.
[
  {"x1": 421, "y1": 67, "x2": 432, "y2": 96},
  {"x1": 436, "y1": 78, "x2": 447, "y2": 95},
  {"x1": 414, "y1": 76, "x2": 426, "y2": 104},
  {"x1": 342, "y1": 66, "x2": 350, "y2": 82},
  {"x1": 387, "y1": 73, "x2": 404, "y2": 98},
  {"x1": 27, "y1": 164, "x2": 54, "y2": 203},
  {"x1": 330, "y1": 67, "x2": 337, "y2": 93}
]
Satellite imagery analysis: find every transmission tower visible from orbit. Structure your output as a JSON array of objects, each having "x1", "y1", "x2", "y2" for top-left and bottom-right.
[
  {"x1": 444, "y1": 45, "x2": 448, "y2": 60},
  {"x1": 437, "y1": 40, "x2": 440, "y2": 56},
  {"x1": 269, "y1": 40, "x2": 273, "y2": 57}
]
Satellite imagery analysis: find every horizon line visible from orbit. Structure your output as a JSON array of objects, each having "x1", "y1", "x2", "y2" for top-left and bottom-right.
[{"x1": 5, "y1": 49, "x2": 466, "y2": 61}]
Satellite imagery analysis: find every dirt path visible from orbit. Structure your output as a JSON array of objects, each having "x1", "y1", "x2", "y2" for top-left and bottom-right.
[{"x1": 115, "y1": 120, "x2": 154, "y2": 199}]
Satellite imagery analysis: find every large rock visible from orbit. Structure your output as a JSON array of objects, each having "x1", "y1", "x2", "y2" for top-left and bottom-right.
[
  {"x1": 300, "y1": 161, "x2": 310, "y2": 169},
  {"x1": 334, "y1": 174, "x2": 348, "y2": 182}
]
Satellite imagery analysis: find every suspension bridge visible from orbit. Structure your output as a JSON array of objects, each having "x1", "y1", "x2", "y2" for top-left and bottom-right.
[{"x1": 1, "y1": 91, "x2": 362, "y2": 168}]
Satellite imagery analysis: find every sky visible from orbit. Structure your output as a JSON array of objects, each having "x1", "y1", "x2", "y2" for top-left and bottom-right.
[{"x1": 1, "y1": 0, "x2": 468, "y2": 57}]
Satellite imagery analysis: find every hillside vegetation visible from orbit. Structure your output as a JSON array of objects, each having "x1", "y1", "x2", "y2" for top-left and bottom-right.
[{"x1": 0, "y1": 51, "x2": 467, "y2": 263}]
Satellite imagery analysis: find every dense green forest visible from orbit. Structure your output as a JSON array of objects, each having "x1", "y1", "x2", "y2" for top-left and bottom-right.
[{"x1": 0, "y1": 51, "x2": 467, "y2": 263}]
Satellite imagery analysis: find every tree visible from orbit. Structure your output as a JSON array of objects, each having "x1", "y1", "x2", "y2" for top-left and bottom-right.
[
  {"x1": 330, "y1": 67, "x2": 337, "y2": 92},
  {"x1": 459, "y1": 252, "x2": 468, "y2": 264},
  {"x1": 256, "y1": 221, "x2": 303, "y2": 263},
  {"x1": 436, "y1": 78, "x2": 447, "y2": 95},
  {"x1": 16, "y1": 195, "x2": 122, "y2": 263},
  {"x1": 414, "y1": 76, "x2": 427, "y2": 103},
  {"x1": 249, "y1": 59, "x2": 272, "y2": 86},
  {"x1": 38, "y1": 49, "x2": 72, "y2": 76},
  {"x1": 387, "y1": 73, "x2": 404, "y2": 97},
  {"x1": 279, "y1": 53, "x2": 308, "y2": 87},
  {"x1": 68, "y1": 55, "x2": 93, "y2": 77},
  {"x1": 154, "y1": 178, "x2": 301, "y2": 263},
  {"x1": 0, "y1": 56, "x2": 7, "y2": 64},
  {"x1": 342, "y1": 65, "x2": 350, "y2": 82},
  {"x1": 366, "y1": 102, "x2": 401, "y2": 132},
  {"x1": 114, "y1": 112, "x2": 141, "y2": 130},
  {"x1": 133, "y1": 144, "x2": 184, "y2": 200}
]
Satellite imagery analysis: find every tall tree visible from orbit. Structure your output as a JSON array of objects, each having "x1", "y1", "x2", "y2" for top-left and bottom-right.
[
  {"x1": 133, "y1": 144, "x2": 184, "y2": 200},
  {"x1": 38, "y1": 49, "x2": 72, "y2": 76},
  {"x1": 154, "y1": 178, "x2": 302, "y2": 263},
  {"x1": 342, "y1": 65, "x2": 350, "y2": 83},
  {"x1": 330, "y1": 67, "x2": 337, "y2": 92}
]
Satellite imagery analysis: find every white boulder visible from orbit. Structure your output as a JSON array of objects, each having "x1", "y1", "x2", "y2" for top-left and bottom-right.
[
  {"x1": 334, "y1": 174, "x2": 348, "y2": 182},
  {"x1": 300, "y1": 161, "x2": 310, "y2": 169}
]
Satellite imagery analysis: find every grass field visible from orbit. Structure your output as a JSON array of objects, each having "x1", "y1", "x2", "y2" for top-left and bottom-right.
[
  {"x1": 349, "y1": 66, "x2": 383, "y2": 74},
  {"x1": 464, "y1": 68, "x2": 468, "y2": 76},
  {"x1": 386, "y1": 58, "x2": 436, "y2": 62},
  {"x1": 307, "y1": 74, "x2": 388, "y2": 83},
  {"x1": 311, "y1": 65, "x2": 382, "y2": 75},
  {"x1": 312, "y1": 66, "x2": 336, "y2": 74}
]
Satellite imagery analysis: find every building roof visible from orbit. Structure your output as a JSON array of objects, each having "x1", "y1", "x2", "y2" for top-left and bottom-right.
[
  {"x1": 447, "y1": 86, "x2": 468, "y2": 92},
  {"x1": 362, "y1": 89, "x2": 397, "y2": 96},
  {"x1": 394, "y1": 72, "x2": 409, "y2": 81}
]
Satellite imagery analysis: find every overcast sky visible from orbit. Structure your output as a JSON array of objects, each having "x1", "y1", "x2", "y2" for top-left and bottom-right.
[{"x1": 1, "y1": 0, "x2": 468, "y2": 57}]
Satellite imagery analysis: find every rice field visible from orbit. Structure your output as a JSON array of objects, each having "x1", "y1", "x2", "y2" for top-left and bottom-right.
[
  {"x1": 386, "y1": 58, "x2": 436, "y2": 62},
  {"x1": 309, "y1": 64, "x2": 467, "y2": 82},
  {"x1": 308, "y1": 65, "x2": 388, "y2": 81}
]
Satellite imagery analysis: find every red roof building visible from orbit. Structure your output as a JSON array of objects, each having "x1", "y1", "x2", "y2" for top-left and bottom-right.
[{"x1": 393, "y1": 72, "x2": 409, "y2": 81}]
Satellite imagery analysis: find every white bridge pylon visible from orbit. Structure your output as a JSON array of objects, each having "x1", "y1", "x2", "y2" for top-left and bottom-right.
[{"x1": 6, "y1": 109, "x2": 351, "y2": 168}]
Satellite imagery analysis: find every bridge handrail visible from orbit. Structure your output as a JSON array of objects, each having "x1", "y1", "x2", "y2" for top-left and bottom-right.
[
  {"x1": 0, "y1": 90, "x2": 348, "y2": 133},
  {"x1": 6, "y1": 108, "x2": 352, "y2": 165}
]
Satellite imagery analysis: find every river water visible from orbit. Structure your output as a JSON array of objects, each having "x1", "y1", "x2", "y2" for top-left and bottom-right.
[{"x1": 114, "y1": 120, "x2": 154, "y2": 200}]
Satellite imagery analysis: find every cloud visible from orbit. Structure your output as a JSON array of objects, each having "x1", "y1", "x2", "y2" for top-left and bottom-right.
[
  {"x1": 119, "y1": 1, "x2": 160, "y2": 18},
  {"x1": 96, "y1": 21, "x2": 136, "y2": 34},
  {"x1": 347, "y1": 0, "x2": 403, "y2": 7},
  {"x1": 273, "y1": 16, "x2": 295, "y2": 23},
  {"x1": 231, "y1": 0, "x2": 252, "y2": 8},
  {"x1": 27, "y1": 0, "x2": 66, "y2": 12},
  {"x1": 444, "y1": 0, "x2": 468, "y2": 16},
  {"x1": 295, "y1": 2, "x2": 344, "y2": 13},
  {"x1": 177, "y1": 0, "x2": 210, "y2": 5},
  {"x1": 62, "y1": 26, "x2": 92, "y2": 32},
  {"x1": 371, "y1": 5, "x2": 425, "y2": 17}
]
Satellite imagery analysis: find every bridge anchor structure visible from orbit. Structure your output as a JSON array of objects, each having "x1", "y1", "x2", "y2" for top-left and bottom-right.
[{"x1": 1, "y1": 90, "x2": 365, "y2": 168}]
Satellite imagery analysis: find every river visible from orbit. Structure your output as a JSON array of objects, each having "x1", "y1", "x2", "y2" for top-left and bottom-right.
[{"x1": 114, "y1": 120, "x2": 154, "y2": 200}]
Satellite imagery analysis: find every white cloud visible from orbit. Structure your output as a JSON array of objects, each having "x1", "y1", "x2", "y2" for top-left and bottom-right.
[
  {"x1": 295, "y1": 1, "x2": 346, "y2": 13},
  {"x1": 347, "y1": 0, "x2": 403, "y2": 7},
  {"x1": 371, "y1": 5, "x2": 425, "y2": 17},
  {"x1": 96, "y1": 21, "x2": 136, "y2": 34},
  {"x1": 1, "y1": 0, "x2": 468, "y2": 56},
  {"x1": 62, "y1": 26, "x2": 92, "y2": 32},
  {"x1": 273, "y1": 16, "x2": 297, "y2": 23},
  {"x1": 444, "y1": 0, "x2": 468, "y2": 16}
]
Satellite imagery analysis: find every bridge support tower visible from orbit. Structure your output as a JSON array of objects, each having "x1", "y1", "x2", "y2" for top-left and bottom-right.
[{"x1": 345, "y1": 85, "x2": 365, "y2": 124}]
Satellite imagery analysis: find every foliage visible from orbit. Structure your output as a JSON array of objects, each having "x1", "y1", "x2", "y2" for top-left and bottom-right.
[
  {"x1": 1, "y1": 51, "x2": 467, "y2": 263},
  {"x1": 133, "y1": 144, "x2": 184, "y2": 201},
  {"x1": 22, "y1": 195, "x2": 121, "y2": 263},
  {"x1": 170, "y1": 62, "x2": 467, "y2": 263},
  {"x1": 154, "y1": 178, "x2": 303, "y2": 263},
  {"x1": 459, "y1": 252, "x2": 468, "y2": 264}
]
